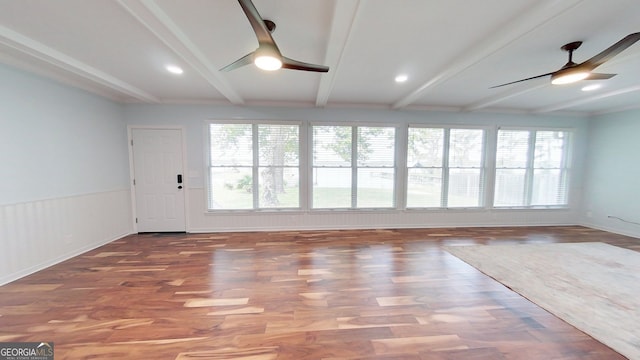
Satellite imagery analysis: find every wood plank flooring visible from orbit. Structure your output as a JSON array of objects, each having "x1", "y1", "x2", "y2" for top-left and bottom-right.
[{"x1": 0, "y1": 226, "x2": 638, "y2": 359}]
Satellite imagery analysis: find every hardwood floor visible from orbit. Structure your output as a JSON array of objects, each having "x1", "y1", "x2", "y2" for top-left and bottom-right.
[{"x1": 0, "y1": 226, "x2": 637, "y2": 359}]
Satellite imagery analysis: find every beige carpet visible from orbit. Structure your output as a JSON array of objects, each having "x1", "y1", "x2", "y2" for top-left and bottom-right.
[{"x1": 445, "y1": 242, "x2": 640, "y2": 360}]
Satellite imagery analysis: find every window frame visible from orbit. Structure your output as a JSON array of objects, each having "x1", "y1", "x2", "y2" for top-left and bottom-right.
[
  {"x1": 309, "y1": 122, "x2": 399, "y2": 210},
  {"x1": 492, "y1": 127, "x2": 573, "y2": 209},
  {"x1": 204, "y1": 120, "x2": 575, "y2": 214},
  {"x1": 406, "y1": 125, "x2": 488, "y2": 209},
  {"x1": 206, "y1": 120, "x2": 303, "y2": 212}
]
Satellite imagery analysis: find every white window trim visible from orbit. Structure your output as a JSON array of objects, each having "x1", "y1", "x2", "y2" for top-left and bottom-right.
[
  {"x1": 202, "y1": 120, "x2": 575, "y2": 214},
  {"x1": 406, "y1": 124, "x2": 489, "y2": 209},
  {"x1": 309, "y1": 123, "x2": 399, "y2": 210},
  {"x1": 205, "y1": 119, "x2": 303, "y2": 212},
  {"x1": 492, "y1": 127, "x2": 573, "y2": 209}
]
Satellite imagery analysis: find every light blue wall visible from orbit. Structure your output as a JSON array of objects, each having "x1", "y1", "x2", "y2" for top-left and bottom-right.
[
  {"x1": 582, "y1": 109, "x2": 640, "y2": 237},
  {"x1": 0, "y1": 63, "x2": 130, "y2": 205},
  {"x1": 0, "y1": 63, "x2": 134, "y2": 284}
]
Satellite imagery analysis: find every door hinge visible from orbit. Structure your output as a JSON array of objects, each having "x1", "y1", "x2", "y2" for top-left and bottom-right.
[
  {"x1": 135, "y1": 218, "x2": 138, "y2": 223},
  {"x1": 133, "y1": 179, "x2": 136, "y2": 186},
  {"x1": 131, "y1": 139, "x2": 133, "y2": 146}
]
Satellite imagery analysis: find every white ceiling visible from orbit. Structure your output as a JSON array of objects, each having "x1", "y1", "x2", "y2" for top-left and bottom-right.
[{"x1": 1, "y1": 0, "x2": 639, "y2": 116}]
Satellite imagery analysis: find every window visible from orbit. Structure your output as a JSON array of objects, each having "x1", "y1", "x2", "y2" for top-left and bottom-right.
[
  {"x1": 312, "y1": 125, "x2": 396, "y2": 209},
  {"x1": 407, "y1": 127, "x2": 485, "y2": 208},
  {"x1": 494, "y1": 129, "x2": 570, "y2": 207},
  {"x1": 206, "y1": 121, "x2": 572, "y2": 213},
  {"x1": 208, "y1": 122, "x2": 300, "y2": 210}
]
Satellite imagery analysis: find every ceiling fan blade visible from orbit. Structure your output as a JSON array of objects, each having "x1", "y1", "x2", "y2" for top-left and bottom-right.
[
  {"x1": 581, "y1": 32, "x2": 640, "y2": 70},
  {"x1": 220, "y1": 52, "x2": 255, "y2": 72},
  {"x1": 490, "y1": 72, "x2": 555, "y2": 88},
  {"x1": 586, "y1": 73, "x2": 617, "y2": 80},
  {"x1": 281, "y1": 56, "x2": 329, "y2": 72},
  {"x1": 238, "y1": 0, "x2": 279, "y2": 50}
]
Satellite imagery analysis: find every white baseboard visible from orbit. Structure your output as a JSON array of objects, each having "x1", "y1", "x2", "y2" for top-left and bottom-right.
[{"x1": 580, "y1": 221, "x2": 640, "y2": 239}]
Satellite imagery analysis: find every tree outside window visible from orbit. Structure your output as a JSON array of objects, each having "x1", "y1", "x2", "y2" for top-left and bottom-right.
[{"x1": 208, "y1": 123, "x2": 299, "y2": 210}]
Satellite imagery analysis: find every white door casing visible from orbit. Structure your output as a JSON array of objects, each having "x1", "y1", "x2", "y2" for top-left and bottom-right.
[{"x1": 131, "y1": 128, "x2": 186, "y2": 232}]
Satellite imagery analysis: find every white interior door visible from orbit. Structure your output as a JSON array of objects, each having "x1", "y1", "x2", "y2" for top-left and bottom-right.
[{"x1": 131, "y1": 128, "x2": 186, "y2": 232}]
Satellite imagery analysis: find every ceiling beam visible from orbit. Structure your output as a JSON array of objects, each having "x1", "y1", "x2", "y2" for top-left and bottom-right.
[
  {"x1": 0, "y1": 24, "x2": 160, "y2": 103},
  {"x1": 533, "y1": 85, "x2": 640, "y2": 113},
  {"x1": 463, "y1": 83, "x2": 547, "y2": 112},
  {"x1": 392, "y1": 0, "x2": 585, "y2": 109},
  {"x1": 593, "y1": 103, "x2": 640, "y2": 116},
  {"x1": 315, "y1": 0, "x2": 361, "y2": 107},
  {"x1": 117, "y1": 0, "x2": 244, "y2": 105}
]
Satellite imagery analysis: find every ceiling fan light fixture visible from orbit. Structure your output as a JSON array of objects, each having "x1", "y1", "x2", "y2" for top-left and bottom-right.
[
  {"x1": 254, "y1": 53, "x2": 282, "y2": 71},
  {"x1": 253, "y1": 44, "x2": 282, "y2": 71},
  {"x1": 550, "y1": 69, "x2": 590, "y2": 85}
]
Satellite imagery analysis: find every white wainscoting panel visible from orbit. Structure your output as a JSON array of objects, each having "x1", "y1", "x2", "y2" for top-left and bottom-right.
[
  {"x1": 187, "y1": 188, "x2": 580, "y2": 233},
  {"x1": 0, "y1": 189, "x2": 133, "y2": 285}
]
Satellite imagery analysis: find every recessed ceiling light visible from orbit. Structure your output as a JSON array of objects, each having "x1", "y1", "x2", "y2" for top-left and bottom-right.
[
  {"x1": 166, "y1": 65, "x2": 184, "y2": 75},
  {"x1": 395, "y1": 74, "x2": 408, "y2": 83},
  {"x1": 581, "y1": 84, "x2": 601, "y2": 91}
]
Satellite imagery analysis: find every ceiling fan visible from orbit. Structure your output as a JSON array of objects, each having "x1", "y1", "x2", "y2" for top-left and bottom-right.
[
  {"x1": 220, "y1": 0, "x2": 329, "y2": 73},
  {"x1": 491, "y1": 32, "x2": 640, "y2": 88}
]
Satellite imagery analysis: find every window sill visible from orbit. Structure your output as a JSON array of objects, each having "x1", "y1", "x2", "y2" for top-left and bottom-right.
[{"x1": 204, "y1": 206, "x2": 571, "y2": 216}]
